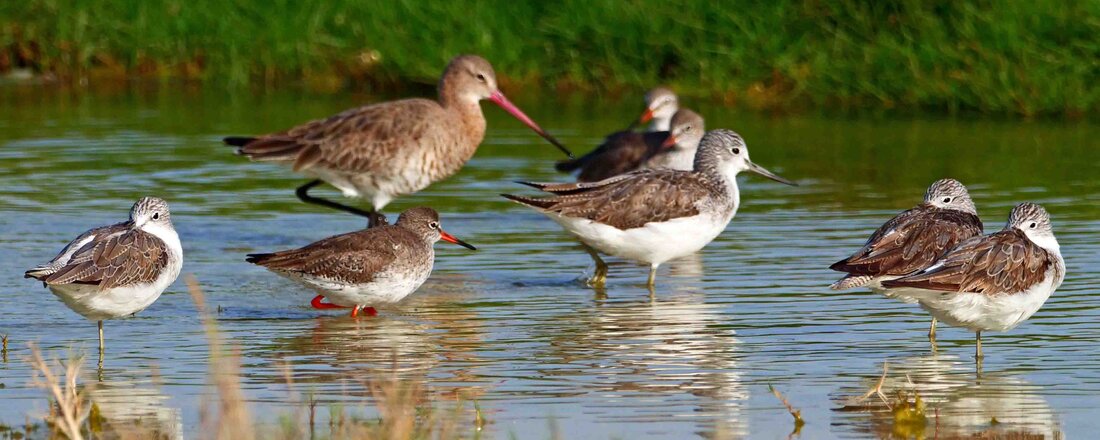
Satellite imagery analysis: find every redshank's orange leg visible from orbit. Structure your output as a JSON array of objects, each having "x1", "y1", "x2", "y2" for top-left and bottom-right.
[
  {"x1": 310, "y1": 295, "x2": 347, "y2": 310},
  {"x1": 349, "y1": 306, "x2": 378, "y2": 318}
]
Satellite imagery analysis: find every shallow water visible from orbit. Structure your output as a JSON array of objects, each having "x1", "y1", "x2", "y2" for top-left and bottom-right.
[{"x1": 1, "y1": 85, "x2": 1099, "y2": 439}]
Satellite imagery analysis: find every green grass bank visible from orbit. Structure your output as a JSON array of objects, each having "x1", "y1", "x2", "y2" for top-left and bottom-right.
[{"x1": 2, "y1": 0, "x2": 1098, "y2": 116}]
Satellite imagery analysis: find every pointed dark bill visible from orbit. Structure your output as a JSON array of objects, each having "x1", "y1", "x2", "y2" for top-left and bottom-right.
[
  {"x1": 439, "y1": 229, "x2": 477, "y2": 250},
  {"x1": 748, "y1": 161, "x2": 797, "y2": 186}
]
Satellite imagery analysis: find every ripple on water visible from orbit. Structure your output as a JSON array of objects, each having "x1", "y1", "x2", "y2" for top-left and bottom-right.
[{"x1": 1, "y1": 89, "x2": 1099, "y2": 438}]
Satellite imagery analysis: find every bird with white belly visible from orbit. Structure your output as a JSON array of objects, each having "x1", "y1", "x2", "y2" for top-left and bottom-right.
[
  {"x1": 504, "y1": 129, "x2": 797, "y2": 288},
  {"x1": 25, "y1": 197, "x2": 183, "y2": 351},
  {"x1": 882, "y1": 203, "x2": 1065, "y2": 359}
]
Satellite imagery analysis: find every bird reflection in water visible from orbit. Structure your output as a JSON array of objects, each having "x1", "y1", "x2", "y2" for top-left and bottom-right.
[
  {"x1": 246, "y1": 272, "x2": 491, "y2": 405},
  {"x1": 534, "y1": 281, "x2": 747, "y2": 437},
  {"x1": 836, "y1": 354, "x2": 1061, "y2": 439}
]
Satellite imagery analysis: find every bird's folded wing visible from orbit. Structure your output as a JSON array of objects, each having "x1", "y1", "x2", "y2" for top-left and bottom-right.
[
  {"x1": 43, "y1": 228, "x2": 170, "y2": 290},
  {"x1": 882, "y1": 229, "x2": 1053, "y2": 294}
]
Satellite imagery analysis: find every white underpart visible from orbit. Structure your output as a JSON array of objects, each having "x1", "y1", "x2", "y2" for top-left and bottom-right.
[
  {"x1": 305, "y1": 156, "x2": 437, "y2": 211},
  {"x1": 906, "y1": 232, "x2": 1064, "y2": 332},
  {"x1": 275, "y1": 260, "x2": 433, "y2": 308},
  {"x1": 648, "y1": 105, "x2": 677, "y2": 132},
  {"x1": 551, "y1": 211, "x2": 732, "y2": 267},
  {"x1": 549, "y1": 177, "x2": 740, "y2": 268},
  {"x1": 49, "y1": 223, "x2": 183, "y2": 322},
  {"x1": 865, "y1": 276, "x2": 922, "y2": 303},
  {"x1": 649, "y1": 117, "x2": 672, "y2": 132}
]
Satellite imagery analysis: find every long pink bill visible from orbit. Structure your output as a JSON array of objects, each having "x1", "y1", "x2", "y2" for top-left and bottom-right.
[{"x1": 489, "y1": 90, "x2": 574, "y2": 159}]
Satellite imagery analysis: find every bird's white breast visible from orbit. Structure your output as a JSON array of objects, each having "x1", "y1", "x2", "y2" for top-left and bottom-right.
[
  {"x1": 912, "y1": 263, "x2": 1062, "y2": 332},
  {"x1": 549, "y1": 211, "x2": 732, "y2": 266},
  {"x1": 51, "y1": 225, "x2": 181, "y2": 322}
]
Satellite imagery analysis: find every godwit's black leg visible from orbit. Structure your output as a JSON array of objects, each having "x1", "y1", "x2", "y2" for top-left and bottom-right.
[{"x1": 295, "y1": 179, "x2": 382, "y2": 225}]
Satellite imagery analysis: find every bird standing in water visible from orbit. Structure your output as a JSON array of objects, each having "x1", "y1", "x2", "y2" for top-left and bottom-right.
[
  {"x1": 246, "y1": 207, "x2": 476, "y2": 317},
  {"x1": 226, "y1": 55, "x2": 572, "y2": 227},
  {"x1": 829, "y1": 179, "x2": 984, "y2": 340},
  {"x1": 505, "y1": 129, "x2": 796, "y2": 288},
  {"x1": 883, "y1": 203, "x2": 1064, "y2": 360},
  {"x1": 25, "y1": 197, "x2": 183, "y2": 352}
]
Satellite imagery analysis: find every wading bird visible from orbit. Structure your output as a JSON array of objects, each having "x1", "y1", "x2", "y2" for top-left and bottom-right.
[
  {"x1": 882, "y1": 203, "x2": 1064, "y2": 360},
  {"x1": 225, "y1": 55, "x2": 572, "y2": 227},
  {"x1": 246, "y1": 207, "x2": 476, "y2": 317},
  {"x1": 25, "y1": 197, "x2": 182, "y2": 351},
  {"x1": 829, "y1": 179, "x2": 984, "y2": 340},
  {"x1": 505, "y1": 129, "x2": 796, "y2": 288}
]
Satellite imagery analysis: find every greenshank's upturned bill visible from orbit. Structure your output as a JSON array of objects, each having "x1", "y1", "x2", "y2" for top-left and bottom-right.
[
  {"x1": 224, "y1": 55, "x2": 572, "y2": 228},
  {"x1": 246, "y1": 207, "x2": 476, "y2": 318},
  {"x1": 556, "y1": 108, "x2": 704, "y2": 182},
  {"x1": 883, "y1": 203, "x2": 1064, "y2": 359},
  {"x1": 505, "y1": 129, "x2": 797, "y2": 288},
  {"x1": 829, "y1": 178, "x2": 984, "y2": 339},
  {"x1": 25, "y1": 197, "x2": 183, "y2": 351}
]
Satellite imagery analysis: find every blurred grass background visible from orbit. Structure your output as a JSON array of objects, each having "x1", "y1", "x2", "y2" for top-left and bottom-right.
[{"x1": 1, "y1": 0, "x2": 1098, "y2": 116}]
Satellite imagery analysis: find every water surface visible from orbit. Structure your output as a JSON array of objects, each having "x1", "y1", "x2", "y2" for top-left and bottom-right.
[{"x1": 1, "y1": 85, "x2": 1099, "y2": 438}]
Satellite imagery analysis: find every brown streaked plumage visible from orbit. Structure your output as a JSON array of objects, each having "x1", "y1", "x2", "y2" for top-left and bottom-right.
[
  {"x1": 24, "y1": 197, "x2": 183, "y2": 351},
  {"x1": 508, "y1": 170, "x2": 714, "y2": 231},
  {"x1": 829, "y1": 178, "x2": 982, "y2": 340},
  {"x1": 556, "y1": 109, "x2": 704, "y2": 182},
  {"x1": 504, "y1": 129, "x2": 797, "y2": 288},
  {"x1": 830, "y1": 205, "x2": 983, "y2": 280},
  {"x1": 830, "y1": 179, "x2": 983, "y2": 289},
  {"x1": 882, "y1": 228, "x2": 1056, "y2": 295},
  {"x1": 33, "y1": 227, "x2": 170, "y2": 289},
  {"x1": 882, "y1": 202, "x2": 1064, "y2": 359},
  {"x1": 246, "y1": 207, "x2": 475, "y2": 317},
  {"x1": 225, "y1": 55, "x2": 571, "y2": 226}
]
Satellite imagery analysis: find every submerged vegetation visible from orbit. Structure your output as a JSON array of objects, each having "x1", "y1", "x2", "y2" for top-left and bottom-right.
[{"x1": 1, "y1": 0, "x2": 1098, "y2": 116}]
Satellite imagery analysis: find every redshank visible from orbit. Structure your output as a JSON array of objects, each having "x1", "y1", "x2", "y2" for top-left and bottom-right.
[
  {"x1": 245, "y1": 207, "x2": 476, "y2": 317},
  {"x1": 640, "y1": 109, "x2": 706, "y2": 172},
  {"x1": 882, "y1": 203, "x2": 1064, "y2": 359},
  {"x1": 555, "y1": 109, "x2": 704, "y2": 182},
  {"x1": 634, "y1": 87, "x2": 679, "y2": 132},
  {"x1": 829, "y1": 179, "x2": 984, "y2": 339},
  {"x1": 24, "y1": 197, "x2": 183, "y2": 351},
  {"x1": 504, "y1": 129, "x2": 796, "y2": 288},
  {"x1": 225, "y1": 55, "x2": 572, "y2": 227}
]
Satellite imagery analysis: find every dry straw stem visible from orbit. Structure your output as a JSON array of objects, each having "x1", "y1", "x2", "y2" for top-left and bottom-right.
[
  {"x1": 768, "y1": 385, "x2": 805, "y2": 429},
  {"x1": 187, "y1": 274, "x2": 255, "y2": 440},
  {"x1": 25, "y1": 342, "x2": 89, "y2": 440},
  {"x1": 848, "y1": 361, "x2": 891, "y2": 410}
]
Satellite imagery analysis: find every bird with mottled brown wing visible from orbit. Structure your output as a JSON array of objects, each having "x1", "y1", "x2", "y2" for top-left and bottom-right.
[
  {"x1": 246, "y1": 227, "x2": 415, "y2": 284},
  {"x1": 503, "y1": 169, "x2": 714, "y2": 230},
  {"x1": 237, "y1": 99, "x2": 446, "y2": 174},
  {"x1": 557, "y1": 131, "x2": 668, "y2": 182},
  {"x1": 831, "y1": 205, "x2": 983, "y2": 277},
  {"x1": 882, "y1": 229, "x2": 1055, "y2": 294},
  {"x1": 41, "y1": 228, "x2": 170, "y2": 290}
]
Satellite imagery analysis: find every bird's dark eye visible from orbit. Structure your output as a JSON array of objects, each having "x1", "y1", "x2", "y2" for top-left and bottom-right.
[
  {"x1": 731, "y1": 147, "x2": 740, "y2": 155},
  {"x1": 942, "y1": 197, "x2": 951, "y2": 203},
  {"x1": 1029, "y1": 222, "x2": 1037, "y2": 229},
  {"x1": 475, "y1": 73, "x2": 486, "y2": 82},
  {"x1": 152, "y1": 212, "x2": 160, "y2": 220},
  {"x1": 429, "y1": 221, "x2": 439, "y2": 229}
]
